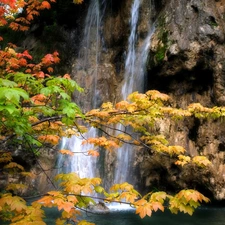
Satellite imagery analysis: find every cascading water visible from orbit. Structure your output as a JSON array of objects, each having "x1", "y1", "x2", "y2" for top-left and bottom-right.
[
  {"x1": 58, "y1": 0, "x2": 106, "y2": 178},
  {"x1": 114, "y1": 0, "x2": 155, "y2": 185},
  {"x1": 122, "y1": 0, "x2": 141, "y2": 99},
  {"x1": 59, "y1": 0, "x2": 155, "y2": 189}
]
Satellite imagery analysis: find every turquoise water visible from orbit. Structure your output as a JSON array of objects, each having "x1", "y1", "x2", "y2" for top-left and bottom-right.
[
  {"x1": 43, "y1": 206, "x2": 225, "y2": 225},
  {"x1": 1, "y1": 204, "x2": 225, "y2": 224}
]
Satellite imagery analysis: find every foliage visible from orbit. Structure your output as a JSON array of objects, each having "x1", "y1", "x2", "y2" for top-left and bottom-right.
[{"x1": 0, "y1": 0, "x2": 223, "y2": 224}]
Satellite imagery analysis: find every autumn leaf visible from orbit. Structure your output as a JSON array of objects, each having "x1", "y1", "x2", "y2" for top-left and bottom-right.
[
  {"x1": 192, "y1": 156, "x2": 211, "y2": 167},
  {"x1": 31, "y1": 94, "x2": 47, "y2": 105},
  {"x1": 67, "y1": 195, "x2": 78, "y2": 204},
  {"x1": 59, "y1": 149, "x2": 74, "y2": 156},
  {"x1": 135, "y1": 200, "x2": 152, "y2": 218},
  {"x1": 73, "y1": 0, "x2": 84, "y2": 4},
  {"x1": 47, "y1": 67, "x2": 54, "y2": 73},
  {"x1": 77, "y1": 220, "x2": 95, "y2": 225},
  {"x1": 175, "y1": 155, "x2": 191, "y2": 167},
  {"x1": 63, "y1": 74, "x2": 71, "y2": 79},
  {"x1": 87, "y1": 149, "x2": 99, "y2": 157},
  {"x1": 40, "y1": 1, "x2": 51, "y2": 9},
  {"x1": 38, "y1": 135, "x2": 61, "y2": 145},
  {"x1": 4, "y1": 162, "x2": 24, "y2": 171},
  {"x1": 6, "y1": 183, "x2": 28, "y2": 192}
]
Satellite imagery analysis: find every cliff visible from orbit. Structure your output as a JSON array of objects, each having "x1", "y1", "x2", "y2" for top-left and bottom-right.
[{"x1": 91, "y1": 0, "x2": 225, "y2": 200}]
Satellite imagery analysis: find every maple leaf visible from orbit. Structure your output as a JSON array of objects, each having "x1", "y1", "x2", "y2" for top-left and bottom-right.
[
  {"x1": 58, "y1": 201, "x2": 74, "y2": 213},
  {"x1": 40, "y1": 1, "x2": 51, "y2": 9},
  {"x1": 63, "y1": 74, "x2": 71, "y2": 79},
  {"x1": 59, "y1": 149, "x2": 74, "y2": 156},
  {"x1": 0, "y1": 151, "x2": 12, "y2": 163},
  {"x1": 37, "y1": 71, "x2": 45, "y2": 78},
  {"x1": 6, "y1": 183, "x2": 28, "y2": 192},
  {"x1": 31, "y1": 94, "x2": 47, "y2": 105},
  {"x1": 20, "y1": 171, "x2": 35, "y2": 178},
  {"x1": 4, "y1": 162, "x2": 24, "y2": 171},
  {"x1": 67, "y1": 195, "x2": 78, "y2": 204},
  {"x1": 175, "y1": 155, "x2": 191, "y2": 167},
  {"x1": 192, "y1": 156, "x2": 211, "y2": 167},
  {"x1": 48, "y1": 191, "x2": 62, "y2": 197},
  {"x1": 87, "y1": 149, "x2": 99, "y2": 157},
  {"x1": 150, "y1": 192, "x2": 167, "y2": 204},
  {"x1": 38, "y1": 135, "x2": 61, "y2": 145},
  {"x1": 10, "y1": 198, "x2": 27, "y2": 212},
  {"x1": 115, "y1": 100, "x2": 129, "y2": 110},
  {"x1": 37, "y1": 196, "x2": 54, "y2": 207},
  {"x1": 135, "y1": 201, "x2": 152, "y2": 218},
  {"x1": 116, "y1": 133, "x2": 132, "y2": 141},
  {"x1": 47, "y1": 67, "x2": 54, "y2": 73}
]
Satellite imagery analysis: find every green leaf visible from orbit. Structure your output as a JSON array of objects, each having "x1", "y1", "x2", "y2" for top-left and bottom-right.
[
  {"x1": 94, "y1": 186, "x2": 105, "y2": 194},
  {"x1": 0, "y1": 78, "x2": 17, "y2": 87},
  {"x1": 59, "y1": 92, "x2": 70, "y2": 100},
  {"x1": 0, "y1": 104, "x2": 18, "y2": 114},
  {"x1": 40, "y1": 85, "x2": 63, "y2": 96},
  {"x1": 0, "y1": 87, "x2": 29, "y2": 106}
]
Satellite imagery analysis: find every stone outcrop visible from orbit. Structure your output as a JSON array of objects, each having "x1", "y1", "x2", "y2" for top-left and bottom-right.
[
  {"x1": 138, "y1": 0, "x2": 225, "y2": 200},
  {"x1": 89, "y1": 0, "x2": 225, "y2": 200}
]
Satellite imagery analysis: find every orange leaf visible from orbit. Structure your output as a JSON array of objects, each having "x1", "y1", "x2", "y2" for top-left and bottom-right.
[
  {"x1": 136, "y1": 202, "x2": 152, "y2": 218},
  {"x1": 31, "y1": 94, "x2": 47, "y2": 105},
  {"x1": 73, "y1": 0, "x2": 84, "y2": 4},
  {"x1": 63, "y1": 74, "x2": 71, "y2": 79},
  {"x1": 87, "y1": 150, "x2": 99, "y2": 157},
  {"x1": 40, "y1": 1, "x2": 51, "y2": 9},
  {"x1": 38, "y1": 135, "x2": 61, "y2": 145},
  {"x1": 58, "y1": 201, "x2": 74, "y2": 213},
  {"x1": 47, "y1": 67, "x2": 54, "y2": 73},
  {"x1": 59, "y1": 149, "x2": 74, "y2": 156}
]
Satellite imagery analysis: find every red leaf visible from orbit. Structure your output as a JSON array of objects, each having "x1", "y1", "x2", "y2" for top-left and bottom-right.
[{"x1": 40, "y1": 1, "x2": 51, "y2": 9}]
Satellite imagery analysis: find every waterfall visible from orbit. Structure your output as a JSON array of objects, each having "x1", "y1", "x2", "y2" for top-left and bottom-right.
[
  {"x1": 58, "y1": 0, "x2": 106, "y2": 178},
  {"x1": 59, "y1": 128, "x2": 97, "y2": 178},
  {"x1": 122, "y1": 0, "x2": 141, "y2": 99},
  {"x1": 114, "y1": 0, "x2": 155, "y2": 185},
  {"x1": 59, "y1": 0, "x2": 155, "y2": 189}
]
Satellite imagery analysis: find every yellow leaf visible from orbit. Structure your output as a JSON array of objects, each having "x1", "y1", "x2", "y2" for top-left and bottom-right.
[
  {"x1": 77, "y1": 220, "x2": 95, "y2": 225},
  {"x1": 4, "y1": 162, "x2": 24, "y2": 171},
  {"x1": 59, "y1": 149, "x2": 74, "y2": 156},
  {"x1": 192, "y1": 156, "x2": 211, "y2": 167},
  {"x1": 101, "y1": 102, "x2": 113, "y2": 110},
  {"x1": 47, "y1": 191, "x2": 62, "y2": 197}
]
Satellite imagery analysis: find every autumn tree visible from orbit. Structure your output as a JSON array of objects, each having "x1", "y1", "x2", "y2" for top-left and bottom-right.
[{"x1": 0, "y1": 0, "x2": 224, "y2": 224}]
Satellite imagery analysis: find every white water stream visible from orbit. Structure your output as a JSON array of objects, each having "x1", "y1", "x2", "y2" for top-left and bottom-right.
[
  {"x1": 59, "y1": 0, "x2": 155, "y2": 187},
  {"x1": 114, "y1": 0, "x2": 155, "y2": 185}
]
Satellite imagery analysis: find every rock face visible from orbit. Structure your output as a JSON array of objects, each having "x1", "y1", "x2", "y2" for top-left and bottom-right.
[
  {"x1": 139, "y1": 0, "x2": 225, "y2": 200},
  {"x1": 87, "y1": 202, "x2": 110, "y2": 214},
  {"x1": 77, "y1": 0, "x2": 225, "y2": 200}
]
